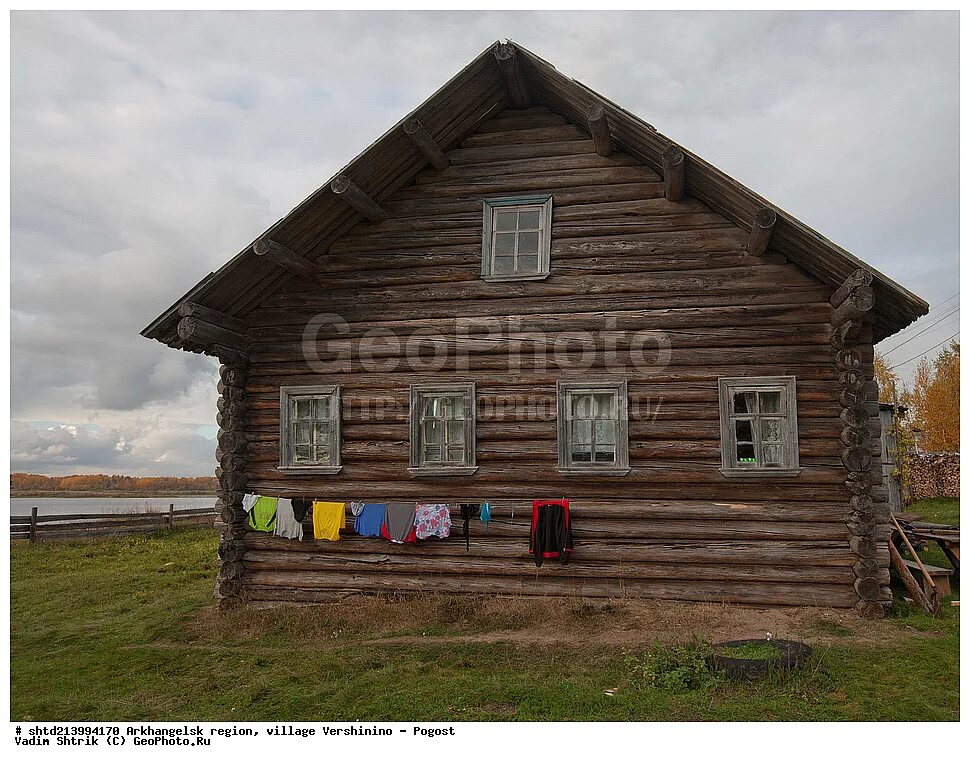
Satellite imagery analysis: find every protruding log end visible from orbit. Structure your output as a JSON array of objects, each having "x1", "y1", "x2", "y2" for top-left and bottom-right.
[
  {"x1": 403, "y1": 117, "x2": 449, "y2": 170},
  {"x1": 587, "y1": 103, "x2": 612, "y2": 157},
  {"x1": 330, "y1": 175, "x2": 387, "y2": 222},
  {"x1": 747, "y1": 207, "x2": 777, "y2": 256},
  {"x1": 253, "y1": 238, "x2": 271, "y2": 256},
  {"x1": 492, "y1": 41, "x2": 530, "y2": 108},
  {"x1": 661, "y1": 145, "x2": 686, "y2": 202}
]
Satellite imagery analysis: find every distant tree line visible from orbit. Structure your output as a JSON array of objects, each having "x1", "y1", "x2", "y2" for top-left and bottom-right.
[{"x1": 10, "y1": 473, "x2": 218, "y2": 493}]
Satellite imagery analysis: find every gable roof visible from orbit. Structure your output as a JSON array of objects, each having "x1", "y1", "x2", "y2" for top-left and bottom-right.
[{"x1": 142, "y1": 40, "x2": 928, "y2": 349}]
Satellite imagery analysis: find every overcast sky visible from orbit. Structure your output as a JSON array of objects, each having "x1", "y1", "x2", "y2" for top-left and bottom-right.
[{"x1": 10, "y1": 10, "x2": 959, "y2": 476}]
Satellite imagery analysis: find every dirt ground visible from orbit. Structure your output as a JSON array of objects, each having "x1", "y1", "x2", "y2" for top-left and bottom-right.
[{"x1": 188, "y1": 593, "x2": 918, "y2": 651}]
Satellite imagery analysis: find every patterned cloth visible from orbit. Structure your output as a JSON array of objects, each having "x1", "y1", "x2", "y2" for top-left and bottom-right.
[
  {"x1": 350, "y1": 501, "x2": 366, "y2": 517},
  {"x1": 414, "y1": 503, "x2": 452, "y2": 540}
]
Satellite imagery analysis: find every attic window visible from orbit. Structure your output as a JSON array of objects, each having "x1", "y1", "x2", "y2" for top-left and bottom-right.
[{"x1": 481, "y1": 195, "x2": 552, "y2": 282}]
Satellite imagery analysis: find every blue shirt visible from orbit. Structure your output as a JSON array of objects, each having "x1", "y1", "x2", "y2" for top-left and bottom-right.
[{"x1": 354, "y1": 503, "x2": 386, "y2": 538}]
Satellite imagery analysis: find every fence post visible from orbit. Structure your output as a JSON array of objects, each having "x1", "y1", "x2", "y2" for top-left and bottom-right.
[
  {"x1": 168, "y1": 503, "x2": 175, "y2": 530},
  {"x1": 29, "y1": 506, "x2": 38, "y2": 543}
]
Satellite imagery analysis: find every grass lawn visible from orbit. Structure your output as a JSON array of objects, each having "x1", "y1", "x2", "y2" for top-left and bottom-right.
[{"x1": 10, "y1": 528, "x2": 959, "y2": 722}]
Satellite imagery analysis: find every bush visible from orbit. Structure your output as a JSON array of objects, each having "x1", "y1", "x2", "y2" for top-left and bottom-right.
[{"x1": 624, "y1": 637, "x2": 720, "y2": 692}]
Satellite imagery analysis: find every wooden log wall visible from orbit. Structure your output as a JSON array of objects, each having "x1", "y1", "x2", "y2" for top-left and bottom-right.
[
  {"x1": 227, "y1": 105, "x2": 864, "y2": 608},
  {"x1": 831, "y1": 270, "x2": 891, "y2": 617}
]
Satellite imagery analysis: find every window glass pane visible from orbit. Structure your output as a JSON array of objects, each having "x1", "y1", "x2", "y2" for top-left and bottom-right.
[
  {"x1": 423, "y1": 397, "x2": 441, "y2": 419},
  {"x1": 446, "y1": 419, "x2": 464, "y2": 446},
  {"x1": 763, "y1": 444, "x2": 784, "y2": 466},
  {"x1": 571, "y1": 445, "x2": 592, "y2": 462},
  {"x1": 293, "y1": 422, "x2": 311, "y2": 445},
  {"x1": 314, "y1": 421, "x2": 330, "y2": 443},
  {"x1": 314, "y1": 397, "x2": 330, "y2": 421},
  {"x1": 445, "y1": 445, "x2": 466, "y2": 464},
  {"x1": 518, "y1": 209, "x2": 541, "y2": 229},
  {"x1": 594, "y1": 393, "x2": 616, "y2": 418},
  {"x1": 571, "y1": 419, "x2": 592, "y2": 445},
  {"x1": 761, "y1": 418, "x2": 783, "y2": 443},
  {"x1": 442, "y1": 396, "x2": 463, "y2": 420},
  {"x1": 736, "y1": 442, "x2": 756, "y2": 464},
  {"x1": 594, "y1": 446, "x2": 616, "y2": 463},
  {"x1": 517, "y1": 231, "x2": 540, "y2": 255},
  {"x1": 293, "y1": 445, "x2": 312, "y2": 463},
  {"x1": 493, "y1": 255, "x2": 515, "y2": 275},
  {"x1": 423, "y1": 419, "x2": 442, "y2": 447},
  {"x1": 312, "y1": 445, "x2": 332, "y2": 465},
  {"x1": 594, "y1": 419, "x2": 616, "y2": 445},
  {"x1": 733, "y1": 391, "x2": 756, "y2": 414},
  {"x1": 294, "y1": 398, "x2": 312, "y2": 419},
  {"x1": 516, "y1": 254, "x2": 539, "y2": 273},
  {"x1": 423, "y1": 444, "x2": 442, "y2": 463},
  {"x1": 571, "y1": 394, "x2": 593, "y2": 418},
  {"x1": 493, "y1": 232, "x2": 516, "y2": 255},
  {"x1": 734, "y1": 419, "x2": 754, "y2": 442},
  {"x1": 760, "y1": 391, "x2": 782, "y2": 414},
  {"x1": 495, "y1": 211, "x2": 518, "y2": 232}
]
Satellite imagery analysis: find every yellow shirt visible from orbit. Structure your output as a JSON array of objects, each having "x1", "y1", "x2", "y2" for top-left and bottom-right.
[{"x1": 312, "y1": 501, "x2": 346, "y2": 541}]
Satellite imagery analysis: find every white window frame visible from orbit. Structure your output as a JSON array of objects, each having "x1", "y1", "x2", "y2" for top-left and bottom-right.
[
  {"x1": 557, "y1": 379, "x2": 631, "y2": 476},
  {"x1": 408, "y1": 382, "x2": 478, "y2": 477},
  {"x1": 717, "y1": 376, "x2": 802, "y2": 478},
  {"x1": 278, "y1": 385, "x2": 342, "y2": 475},
  {"x1": 481, "y1": 195, "x2": 553, "y2": 282}
]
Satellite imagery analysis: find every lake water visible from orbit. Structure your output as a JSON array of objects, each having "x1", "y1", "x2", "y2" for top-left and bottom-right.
[{"x1": 9, "y1": 496, "x2": 217, "y2": 517}]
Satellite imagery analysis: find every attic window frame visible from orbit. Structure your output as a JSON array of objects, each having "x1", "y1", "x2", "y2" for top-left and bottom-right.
[
  {"x1": 481, "y1": 195, "x2": 553, "y2": 282},
  {"x1": 278, "y1": 385, "x2": 343, "y2": 475}
]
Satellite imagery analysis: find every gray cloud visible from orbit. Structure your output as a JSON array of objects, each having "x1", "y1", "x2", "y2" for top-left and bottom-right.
[{"x1": 10, "y1": 10, "x2": 959, "y2": 475}]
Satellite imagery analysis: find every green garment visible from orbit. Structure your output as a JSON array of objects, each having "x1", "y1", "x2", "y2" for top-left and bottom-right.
[{"x1": 248, "y1": 496, "x2": 278, "y2": 532}]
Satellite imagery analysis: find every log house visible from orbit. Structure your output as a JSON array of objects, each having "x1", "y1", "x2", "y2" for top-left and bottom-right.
[{"x1": 142, "y1": 41, "x2": 928, "y2": 615}]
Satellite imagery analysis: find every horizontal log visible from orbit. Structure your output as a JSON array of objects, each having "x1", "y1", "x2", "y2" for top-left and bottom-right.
[
  {"x1": 242, "y1": 549, "x2": 854, "y2": 584},
  {"x1": 461, "y1": 124, "x2": 589, "y2": 148},
  {"x1": 242, "y1": 571, "x2": 858, "y2": 607},
  {"x1": 243, "y1": 533, "x2": 856, "y2": 566},
  {"x1": 831, "y1": 285, "x2": 874, "y2": 328}
]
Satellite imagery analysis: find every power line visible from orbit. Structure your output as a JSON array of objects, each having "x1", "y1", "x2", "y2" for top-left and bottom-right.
[
  {"x1": 933, "y1": 291, "x2": 960, "y2": 310},
  {"x1": 888, "y1": 332, "x2": 960, "y2": 370},
  {"x1": 881, "y1": 291, "x2": 960, "y2": 344},
  {"x1": 881, "y1": 306, "x2": 961, "y2": 355}
]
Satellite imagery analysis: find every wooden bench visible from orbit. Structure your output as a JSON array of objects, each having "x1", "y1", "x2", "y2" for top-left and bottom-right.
[{"x1": 902, "y1": 559, "x2": 954, "y2": 598}]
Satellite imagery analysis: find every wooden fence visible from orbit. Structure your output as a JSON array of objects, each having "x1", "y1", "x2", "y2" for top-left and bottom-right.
[{"x1": 10, "y1": 504, "x2": 218, "y2": 542}]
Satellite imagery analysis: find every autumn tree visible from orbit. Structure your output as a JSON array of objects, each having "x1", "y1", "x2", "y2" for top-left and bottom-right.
[
  {"x1": 910, "y1": 340, "x2": 960, "y2": 452},
  {"x1": 873, "y1": 352, "x2": 902, "y2": 404}
]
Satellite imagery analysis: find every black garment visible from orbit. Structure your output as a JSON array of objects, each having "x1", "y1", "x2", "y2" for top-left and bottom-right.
[
  {"x1": 529, "y1": 500, "x2": 573, "y2": 568},
  {"x1": 458, "y1": 503, "x2": 479, "y2": 551},
  {"x1": 291, "y1": 498, "x2": 311, "y2": 523}
]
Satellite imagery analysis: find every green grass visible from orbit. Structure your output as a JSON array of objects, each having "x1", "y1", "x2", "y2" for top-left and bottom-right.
[
  {"x1": 10, "y1": 529, "x2": 960, "y2": 721},
  {"x1": 908, "y1": 498, "x2": 960, "y2": 527}
]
